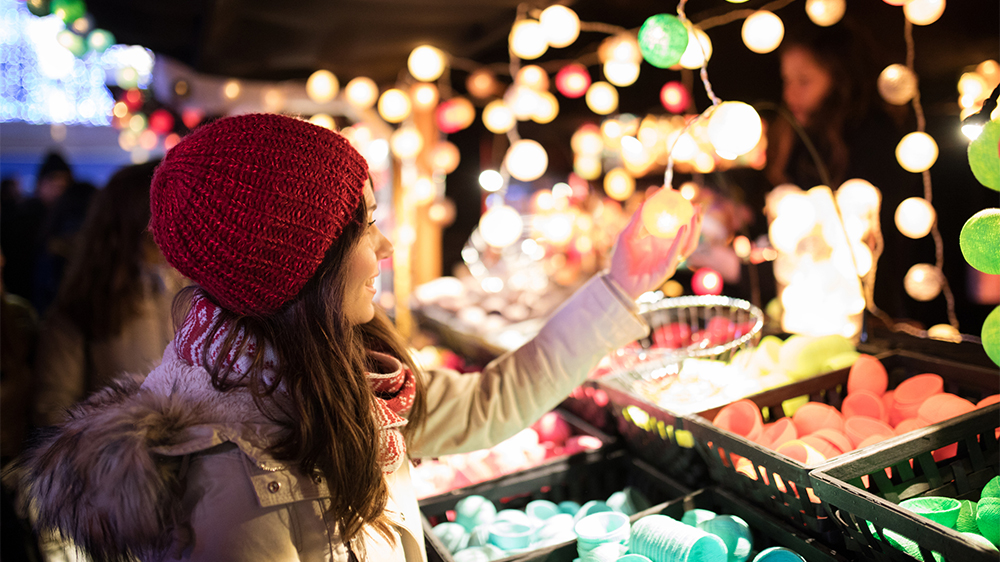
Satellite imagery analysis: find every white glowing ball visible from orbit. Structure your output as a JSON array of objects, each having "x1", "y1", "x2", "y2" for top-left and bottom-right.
[
  {"x1": 742, "y1": 11, "x2": 784, "y2": 54},
  {"x1": 431, "y1": 141, "x2": 461, "y2": 174},
  {"x1": 836, "y1": 179, "x2": 881, "y2": 216},
  {"x1": 768, "y1": 194, "x2": 817, "y2": 253},
  {"x1": 895, "y1": 132, "x2": 938, "y2": 173},
  {"x1": 505, "y1": 86, "x2": 541, "y2": 120},
  {"x1": 679, "y1": 24, "x2": 713, "y2": 70},
  {"x1": 604, "y1": 168, "x2": 635, "y2": 201},
  {"x1": 390, "y1": 126, "x2": 424, "y2": 159},
  {"x1": 541, "y1": 213, "x2": 575, "y2": 245},
  {"x1": 345, "y1": 77, "x2": 378, "y2": 109},
  {"x1": 411, "y1": 83, "x2": 439, "y2": 109},
  {"x1": 904, "y1": 0, "x2": 946, "y2": 26},
  {"x1": 904, "y1": 264, "x2": 943, "y2": 301},
  {"x1": 479, "y1": 170, "x2": 504, "y2": 192},
  {"x1": 708, "y1": 101, "x2": 763, "y2": 157},
  {"x1": 805, "y1": 0, "x2": 846, "y2": 27},
  {"x1": 408, "y1": 45, "x2": 446, "y2": 82},
  {"x1": 530, "y1": 92, "x2": 559, "y2": 124},
  {"x1": 586, "y1": 82, "x2": 619, "y2": 115},
  {"x1": 378, "y1": 89, "x2": 411, "y2": 123},
  {"x1": 306, "y1": 70, "x2": 339, "y2": 103},
  {"x1": 223, "y1": 80, "x2": 241, "y2": 100},
  {"x1": 510, "y1": 20, "x2": 548, "y2": 60},
  {"x1": 878, "y1": 64, "x2": 918, "y2": 106},
  {"x1": 480, "y1": 205, "x2": 524, "y2": 248},
  {"x1": 927, "y1": 324, "x2": 961, "y2": 342},
  {"x1": 894, "y1": 197, "x2": 936, "y2": 239},
  {"x1": 572, "y1": 125, "x2": 604, "y2": 155},
  {"x1": 574, "y1": 154, "x2": 602, "y2": 180},
  {"x1": 540, "y1": 5, "x2": 580, "y2": 48},
  {"x1": 504, "y1": 139, "x2": 549, "y2": 182},
  {"x1": 516, "y1": 65, "x2": 549, "y2": 90},
  {"x1": 413, "y1": 176, "x2": 437, "y2": 205},
  {"x1": 483, "y1": 100, "x2": 516, "y2": 134},
  {"x1": 848, "y1": 242, "x2": 874, "y2": 276},
  {"x1": 603, "y1": 60, "x2": 640, "y2": 87},
  {"x1": 308, "y1": 114, "x2": 335, "y2": 130}
]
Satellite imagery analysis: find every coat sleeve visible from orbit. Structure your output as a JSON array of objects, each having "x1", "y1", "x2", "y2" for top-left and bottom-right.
[
  {"x1": 407, "y1": 274, "x2": 649, "y2": 459},
  {"x1": 33, "y1": 314, "x2": 87, "y2": 427}
]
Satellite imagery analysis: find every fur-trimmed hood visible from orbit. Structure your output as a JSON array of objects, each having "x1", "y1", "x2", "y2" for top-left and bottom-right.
[{"x1": 9, "y1": 343, "x2": 287, "y2": 561}]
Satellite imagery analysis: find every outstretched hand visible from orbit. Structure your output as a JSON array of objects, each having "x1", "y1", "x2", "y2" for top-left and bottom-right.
[{"x1": 607, "y1": 204, "x2": 702, "y2": 300}]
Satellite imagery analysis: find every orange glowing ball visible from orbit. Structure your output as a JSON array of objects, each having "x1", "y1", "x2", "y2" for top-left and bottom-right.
[{"x1": 640, "y1": 187, "x2": 695, "y2": 239}]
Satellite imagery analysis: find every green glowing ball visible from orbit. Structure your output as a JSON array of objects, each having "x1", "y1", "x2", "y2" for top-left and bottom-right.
[
  {"x1": 26, "y1": 0, "x2": 51, "y2": 17},
  {"x1": 984, "y1": 306, "x2": 1000, "y2": 368},
  {"x1": 638, "y1": 14, "x2": 689, "y2": 69},
  {"x1": 969, "y1": 119, "x2": 1000, "y2": 191},
  {"x1": 50, "y1": 0, "x2": 86, "y2": 25},
  {"x1": 960, "y1": 209, "x2": 1000, "y2": 274},
  {"x1": 87, "y1": 29, "x2": 115, "y2": 53}
]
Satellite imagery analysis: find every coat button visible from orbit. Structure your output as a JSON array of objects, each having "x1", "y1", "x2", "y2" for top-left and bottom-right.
[{"x1": 267, "y1": 481, "x2": 281, "y2": 493}]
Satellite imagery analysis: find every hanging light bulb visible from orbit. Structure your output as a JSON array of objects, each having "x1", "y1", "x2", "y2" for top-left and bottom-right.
[
  {"x1": 679, "y1": 23, "x2": 713, "y2": 70},
  {"x1": 408, "y1": 45, "x2": 446, "y2": 82},
  {"x1": 436, "y1": 97, "x2": 475, "y2": 133},
  {"x1": 708, "y1": 101, "x2": 763, "y2": 157},
  {"x1": 515, "y1": 65, "x2": 549, "y2": 90},
  {"x1": 556, "y1": 64, "x2": 591, "y2": 99},
  {"x1": 431, "y1": 141, "x2": 461, "y2": 174},
  {"x1": 531, "y1": 92, "x2": 559, "y2": 124},
  {"x1": 586, "y1": 82, "x2": 619, "y2": 115},
  {"x1": 692, "y1": 268, "x2": 724, "y2": 296},
  {"x1": 835, "y1": 179, "x2": 881, "y2": 216},
  {"x1": 482, "y1": 100, "x2": 516, "y2": 134},
  {"x1": 903, "y1": 0, "x2": 946, "y2": 26},
  {"x1": 509, "y1": 20, "x2": 548, "y2": 60},
  {"x1": 466, "y1": 69, "x2": 500, "y2": 99},
  {"x1": 641, "y1": 187, "x2": 696, "y2": 239},
  {"x1": 539, "y1": 5, "x2": 580, "y2": 48},
  {"x1": 479, "y1": 205, "x2": 524, "y2": 248},
  {"x1": 742, "y1": 11, "x2": 784, "y2": 54},
  {"x1": 805, "y1": 0, "x2": 846, "y2": 27},
  {"x1": 603, "y1": 60, "x2": 640, "y2": 87},
  {"x1": 308, "y1": 114, "x2": 336, "y2": 130},
  {"x1": 572, "y1": 124, "x2": 604, "y2": 155},
  {"x1": 378, "y1": 89, "x2": 411, "y2": 123},
  {"x1": 410, "y1": 83, "x2": 439, "y2": 109},
  {"x1": 390, "y1": 126, "x2": 424, "y2": 159},
  {"x1": 660, "y1": 81, "x2": 691, "y2": 113},
  {"x1": 574, "y1": 154, "x2": 602, "y2": 180},
  {"x1": 637, "y1": 14, "x2": 688, "y2": 69},
  {"x1": 306, "y1": 70, "x2": 339, "y2": 103},
  {"x1": 345, "y1": 77, "x2": 378, "y2": 109},
  {"x1": 479, "y1": 170, "x2": 504, "y2": 192},
  {"x1": 878, "y1": 64, "x2": 918, "y2": 105},
  {"x1": 504, "y1": 139, "x2": 548, "y2": 182},
  {"x1": 604, "y1": 168, "x2": 635, "y2": 201},
  {"x1": 894, "y1": 197, "x2": 936, "y2": 239},
  {"x1": 904, "y1": 264, "x2": 943, "y2": 301},
  {"x1": 223, "y1": 80, "x2": 241, "y2": 100},
  {"x1": 599, "y1": 33, "x2": 642, "y2": 65},
  {"x1": 896, "y1": 132, "x2": 939, "y2": 173}
]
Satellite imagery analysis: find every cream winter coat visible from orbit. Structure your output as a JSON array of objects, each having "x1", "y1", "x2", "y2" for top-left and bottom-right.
[{"x1": 16, "y1": 275, "x2": 648, "y2": 561}]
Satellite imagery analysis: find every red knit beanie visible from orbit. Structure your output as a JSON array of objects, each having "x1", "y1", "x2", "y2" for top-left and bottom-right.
[{"x1": 150, "y1": 113, "x2": 368, "y2": 315}]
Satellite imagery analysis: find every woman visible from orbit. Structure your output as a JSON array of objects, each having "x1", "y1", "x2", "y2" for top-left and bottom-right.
[
  {"x1": 32, "y1": 161, "x2": 188, "y2": 426},
  {"x1": 13, "y1": 113, "x2": 699, "y2": 561}
]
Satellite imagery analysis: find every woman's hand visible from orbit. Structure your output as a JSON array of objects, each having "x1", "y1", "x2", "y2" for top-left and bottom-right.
[{"x1": 607, "y1": 204, "x2": 702, "y2": 300}]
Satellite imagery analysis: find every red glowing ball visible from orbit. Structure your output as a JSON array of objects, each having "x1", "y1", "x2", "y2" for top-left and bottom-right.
[
  {"x1": 660, "y1": 81, "x2": 690, "y2": 113},
  {"x1": 181, "y1": 108, "x2": 204, "y2": 129},
  {"x1": 435, "y1": 97, "x2": 475, "y2": 134},
  {"x1": 122, "y1": 88, "x2": 143, "y2": 112},
  {"x1": 555, "y1": 63, "x2": 591, "y2": 99},
  {"x1": 692, "y1": 267, "x2": 723, "y2": 295},
  {"x1": 148, "y1": 109, "x2": 175, "y2": 135}
]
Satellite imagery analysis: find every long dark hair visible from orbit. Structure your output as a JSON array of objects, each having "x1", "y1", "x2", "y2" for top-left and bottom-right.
[{"x1": 174, "y1": 195, "x2": 426, "y2": 545}]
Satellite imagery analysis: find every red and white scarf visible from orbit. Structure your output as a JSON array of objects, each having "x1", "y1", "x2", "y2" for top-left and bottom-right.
[{"x1": 175, "y1": 292, "x2": 414, "y2": 473}]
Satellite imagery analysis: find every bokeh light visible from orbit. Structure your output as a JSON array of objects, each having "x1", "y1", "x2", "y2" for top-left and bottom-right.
[{"x1": 742, "y1": 11, "x2": 784, "y2": 54}]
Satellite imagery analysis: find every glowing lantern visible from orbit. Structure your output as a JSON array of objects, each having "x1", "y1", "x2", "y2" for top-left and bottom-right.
[
  {"x1": 479, "y1": 170, "x2": 504, "y2": 192},
  {"x1": 896, "y1": 132, "x2": 938, "y2": 173},
  {"x1": 480, "y1": 205, "x2": 524, "y2": 248},
  {"x1": 805, "y1": 0, "x2": 845, "y2": 27},
  {"x1": 604, "y1": 168, "x2": 635, "y2": 201},
  {"x1": 958, "y1": 72, "x2": 988, "y2": 101},
  {"x1": 835, "y1": 179, "x2": 881, "y2": 216},
  {"x1": 742, "y1": 11, "x2": 784, "y2": 54},
  {"x1": 309, "y1": 114, "x2": 336, "y2": 130},
  {"x1": 878, "y1": 64, "x2": 918, "y2": 106},
  {"x1": 467, "y1": 69, "x2": 499, "y2": 99},
  {"x1": 408, "y1": 45, "x2": 446, "y2": 82},
  {"x1": 586, "y1": 82, "x2": 618, "y2": 115},
  {"x1": 959, "y1": 209, "x2": 1000, "y2": 274},
  {"x1": 904, "y1": 264, "x2": 943, "y2": 301},
  {"x1": 306, "y1": 70, "x2": 339, "y2": 103},
  {"x1": 894, "y1": 197, "x2": 935, "y2": 239},
  {"x1": 378, "y1": 89, "x2": 411, "y2": 123},
  {"x1": 164, "y1": 133, "x2": 181, "y2": 151},
  {"x1": 345, "y1": 77, "x2": 378, "y2": 109},
  {"x1": 540, "y1": 5, "x2": 580, "y2": 48},
  {"x1": 637, "y1": 14, "x2": 688, "y2": 69},
  {"x1": 148, "y1": 109, "x2": 174, "y2": 135},
  {"x1": 968, "y1": 119, "x2": 1000, "y2": 191},
  {"x1": 531, "y1": 92, "x2": 559, "y2": 124},
  {"x1": 556, "y1": 64, "x2": 591, "y2": 98},
  {"x1": 504, "y1": 139, "x2": 548, "y2": 182},
  {"x1": 641, "y1": 187, "x2": 696, "y2": 239},
  {"x1": 599, "y1": 33, "x2": 642, "y2": 64},
  {"x1": 927, "y1": 324, "x2": 961, "y2": 343},
  {"x1": 572, "y1": 125, "x2": 604, "y2": 155},
  {"x1": 223, "y1": 80, "x2": 241, "y2": 100},
  {"x1": 509, "y1": 20, "x2": 548, "y2": 60},
  {"x1": 411, "y1": 83, "x2": 439, "y2": 109},
  {"x1": 516, "y1": 65, "x2": 549, "y2": 91},
  {"x1": 390, "y1": 126, "x2": 423, "y2": 159},
  {"x1": 693, "y1": 268, "x2": 724, "y2": 296},
  {"x1": 603, "y1": 60, "x2": 640, "y2": 87},
  {"x1": 679, "y1": 23, "x2": 713, "y2": 70},
  {"x1": 574, "y1": 155, "x2": 602, "y2": 180},
  {"x1": 436, "y1": 97, "x2": 475, "y2": 133},
  {"x1": 482, "y1": 100, "x2": 515, "y2": 134},
  {"x1": 978, "y1": 60, "x2": 1000, "y2": 84},
  {"x1": 708, "y1": 101, "x2": 763, "y2": 157},
  {"x1": 904, "y1": 0, "x2": 946, "y2": 26},
  {"x1": 660, "y1": 81, "x2": 690, "y2": 113},
  {"x1": 431, "y1": 142, "x2": 461, "y2": 174}
]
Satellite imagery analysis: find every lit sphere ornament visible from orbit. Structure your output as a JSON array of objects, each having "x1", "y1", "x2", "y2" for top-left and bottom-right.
[
  {"x1": 223, "y1": 80, "x2": 241, "y2": 100},
  {"x1": 148, "y1": 109, "x2": 174, "y2": 135},
  {"x1": 679, "y1": 23, "x2": 713, "y2": 70},
  {"x1": 428, "y1": 199, "x2": 457, "y2": 227},
  {"x1": 431, "y1": 141, "x2": 461, "y2": 174},
  {"x1": 408, "y1": 45, "x2": 446, "y2": 82},
  {"x1": 836, "y1": 179, "x2": 881, "y2": 216},
  {"x1": 604, "y1": 168, "x2": 635, "y2": 201},
  {"x1": 895, "y1": 197, "x2": 936, "y2": 239},
  {"x1": 345, "y1": 77, "x2": 378, "y2": 109},
  {"x1": 641, "y1": 187, "x2": 696, "y2": 239},
  {"x1": 805, "y1": 0, "x2": 845, "y2": 27},
  {"x1": 504, "y1": 139, "x2": 548, "y2": 182},
  {"x1": 603, "y1": 60, "x2": 640, "y2": 87},
  {"x1": 660, "y1": 81, "x2": 691, "y2": 113},
  {"x1": 927, "y1": 324, "x2": 961, "y2": 343},
  {"x1": 708, "y1": 101, "x2": 763, "y2": 157},
  {"x1": 509, "y1": 20, "x2": 548, "y2": 60},
  {"x1": 983, "y1": 306, "x2": 1000, "y2": 367},
  {"x1": 904, "y1": 264, "x2": 943, "y2": 301},
  {"x1": 413, "y1": 176, "x2": 436, "y2": 205},
  {"x1": 530, "y1": 92, "x2": 559, "y2": 124},
  {"x1": 960, "y1": 209, "x2": 1000, "y2": 274},
  {"x1": 877, "y1": 64, "x2": 918, "y2": 106},
  {"x1": 138, "y1": 130, "x2": 158, "y2": 151},
  {"x1": 390, "y1": 126, "x2": 424, "y2": 159},
  {"x1": 896, "y1": 132, "x2": 938, "y2": 173},
  {"x1": 378, "y1": 89, "x2": 411, "y2": 123},
  {"x1": 571, "y1": 124, "x2": 604, "y2": 155},
  {"x1": 479, "y1": 205, "x2": 524, "y2": 248},
  {"x1": 742, "y1": 11, "x2": 784, "y2": 54},
  {"x1": 540, "y1": 5, "x2": 580, "y2": 48},
  {"x1": 467, "y1": 69, "x2": 500, "y2": 99},
  {"x1": 904, "y1": 0, "x2": 946, "y2": 26},
  {"x1": 574, "y1": 155, "x2": 602, "y2": 180},
  {"x1": 585, "y1": 82, "x2": 618, "y2": 115},
  {"x1": 87, "y1": 29, "x2": 115, "y2": 53},
  {"x1": 968, "y1": 119, "x2": 1000, "y2": 191},
  {"x1": 516, "y1": 65, "x2": 549, "y2": 91},
  {"x1": 637, "y1": 14, "x2": 689, "y2": 69},
  {"x1": 693, "y1": 268, "x2": 724, "y2": 296},
  {"x1": 599, "y1": 33, "x2": 642, "y2": 64},
  {"x1": 51, "y1": 0, "x2": 85, "y2": 24},
  {"x1": 436, "y1": 97, "x2": 475, "y2": 134},
  {"x1": 482, "y1": 100, "x2": 515, "y2": 134},
  {"x1": 410, "y1": 83, "x2": 439, "y2": 109},
  {"x1": 555, "y1": 64, "x2": 591, "y2": 99},
  {"x1": 306, "y1": 70, "x2": 339, "y2": 103},
  {"x1": 479, "y1": 170, "x2": 504, "y2": 192}
]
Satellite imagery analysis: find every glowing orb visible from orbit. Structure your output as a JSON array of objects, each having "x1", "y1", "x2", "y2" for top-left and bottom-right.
[
  {"x1": 586, "y1": 82, "x2": 619, "y2": 115},
  {"x1": 693, "y1": 268, "x2": 723, "y2": 295},
  {"x1": 968, "y1": 119, "x2": 1000, "y2": 191},
  {"x1": 679, "y1": 23, "x2": 713, "y2": 70},
  {"x1": 556, "y1": 64, "x2": 591, "y2": 98},
  {"x1": 603, "y1": 60, "x2": 640, "y2": 87},
  {"x1": 641, "y1": 187, "x2": 696, "y2": 239},
  {"x1": 510, "y1": 20, "x2": 548, "y2": 60},
  {"x1": 984, "y1": 306, "x2": 1000, "y2": 367},
  {"x1": 479, "y1": 170, "x2": 503, "y2": 192},
  {"x1": 660, "y1": 81, "x2": 691, "y2": 113},
  {"x1": 904, "y1": 264, "x2": 943, "y2": 301},
  {"x1": 306, "y1": 70, "x2": 339, "y2": 103},
  {"x1": 540, "y1": 5, "x2": 580, "y2": 48},
  {"x1": 480, "y1": 205, "x2": 524, "y2": 248},
  {"x1": 742, "y1": 11, "x2": 784, "y2": 54},
  {"x1": 389, "y1": 126, "x2": 423, "y2": 159},
  {"x1": 878, "y1": 64, "x2": 918, "y2": 106},
  {"x1": 896, "y1": 132, "x2": 938, "y2": 173},
  {"x1": 431, "y1": 142, "x2": 461, "y2": 174},
  {"x1": 604, "y1": 168, "x2": 635, "y2": 201},
  {"x1": 467, "y1": 69, "x2": 499, "y2": 99},
  {"x1": 708, "y1": 101, "x2": 763, "y2": 157},
  {"x1": 504, "y1": 139, "x2": 548, "y2": 182},
  {"x1": 436, "y1": 97, "x2": 475, "y2": 134},
  {"x1": 836, "y1": 179, "x2": 881, "y2": 216},
  {"x1": 638, "y1": 14, "x2": 689, "y2": 69},
  {"x1": 516, "y1": 65, "x2": 549, "y2": 90},
  {"x1": 806, "y1": 0, "x2": 846, "y2": 27},
  {"x1": 345, "y1": 77, "x2": 378, "y2": 109},
  {"x1": 482, "y1": 100, "x2": 515, "y2": 134},
  {"x1": 308, "y1": 114, "x2": 335, "y2": 130},
  {"x1": 904, "y1": 0, "x2": 946, "y2": 26},
  {"x1": 894, "y1": 197, "x2": 936, "y2": 239},
  {"x1": 960, "y1": 208, "x2": 1000, "y2": 274},
  {"x1": 378, "y1": 89, "x2": 411, "y2": 123}
]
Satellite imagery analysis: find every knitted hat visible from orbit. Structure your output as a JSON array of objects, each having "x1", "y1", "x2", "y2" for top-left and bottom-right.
[{"x1": 150, "y1": 113, "x2": 368, "y2": 315}]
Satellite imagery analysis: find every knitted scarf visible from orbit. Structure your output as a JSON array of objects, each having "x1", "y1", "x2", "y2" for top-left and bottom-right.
[{"x1": 174, "y1": 292, "x2": 414, "y2": 473}]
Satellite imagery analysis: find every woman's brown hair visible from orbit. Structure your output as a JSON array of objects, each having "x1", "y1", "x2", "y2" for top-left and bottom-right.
[{"x1": 174, "y1": 194, "x2": 426, "y2": 546}]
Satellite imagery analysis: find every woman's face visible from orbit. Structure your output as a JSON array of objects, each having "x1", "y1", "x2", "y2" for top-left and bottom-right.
[
  {"x1": 781, "y1": 46, "x2": 833, "y2": 126},
  {"x1": 343, "y1": 181, "x2": 393, "y2": 326}
]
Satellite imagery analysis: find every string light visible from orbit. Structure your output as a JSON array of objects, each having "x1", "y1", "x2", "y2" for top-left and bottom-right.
[
  {"x1": 408, "y1": 45, "x2": 446, "y2": 82},
  {"x1": 390, "y1": 125, "x2": 423, "y2": 159},
  {"x1": 904, "y1": 264, "x2": 943, "y2": 301},
  {"x1": 482, "y1": 100, "x2": 515, "y2": 134},
  {"x1": 742, "y1": 11, "x2": 784, "y2": 54},
  {"x1": 555, "y1": 64, "x2": 591, "y2": 98},
  {"x1": 585, "y1": 81, "x2": 618, "y2": 115},
  {"x1": 515, "y1": 65, "x2": 549, "y2": 90},
  {"x1": 466, "y1": 69, "x2": 500, "y2": 99},
  {"x1": 504, "y1": 139, "x2": 548, "y2": 181},
  {"x1": 707, "y1": 101, "x2": 763, "y2": 157},
  {"x1": 378, "y1": 88, "x2": 411, "y2": 123},
  {"x1": 641, "y1": 187, "x2": 695, "y2": 239},
  {"x1": 479, "y1": 170, "x2": 504, "y2": 192},
  {"x1": 679, "y1": 22, "x2": 712, "y2": 70},
  {"x1": 539, "y1": 5, "x2": 580, "y2": 48},
  {"x1": 306, "y1": 70, "x2": 338, "y2": 103},
  {"x1": 479, "y1": 205, "x2": 524, "y2": 248},
  {"x1": 894, "y1": 197, "x2": 936, "y2": 239},
  {"x1": 895, "y1": 131, "x2": 938, "y2": 173},
  {"x1": 637, "y1": 14, "x2": 689, "y2": 69},
  {"x1": 805, "y1": 0, "x2": 846, "y2": 27},
  {"x1": 435, "y1": 97, "x2": 475, "y2": 133},
  {"x1": 903, "y1": 0, "x2": 946, "y2": 26},
  {"x1": 509, "y1": 19, "x2": 548, "y2": 60},
  {"x1": 603, "y1": 60, "x2": 640, "y2": 87},
  {"x1": 604, "y1": 168, "x2": 635, "y2": 201},
  {"x1": 343, "y1": 77, "x2": 377, "y2": 109},
  {"x1": 660, "y1": 81, "x2": 691, "y2": 113},
  {"x1": 878, "y1": 64, "x2": 918, "y2": 105}
]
